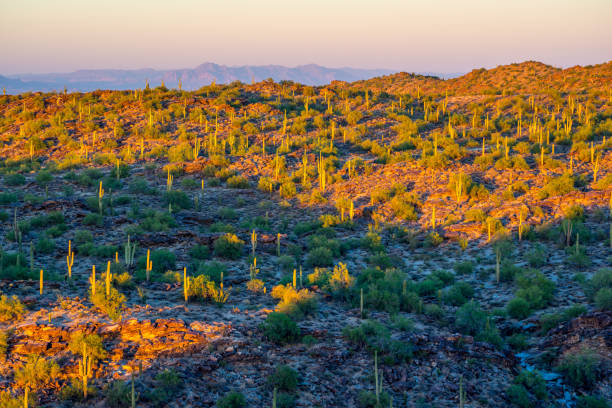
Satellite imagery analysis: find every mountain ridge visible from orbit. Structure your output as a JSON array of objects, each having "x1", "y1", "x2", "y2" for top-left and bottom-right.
[{"x1": 1, "y1": 62, "x2": 398, "y2": 93}]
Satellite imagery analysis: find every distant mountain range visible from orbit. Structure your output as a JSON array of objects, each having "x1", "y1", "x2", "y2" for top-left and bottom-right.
[{"x1": 0, "y1": 63, "x2": 405, "y2": 93}]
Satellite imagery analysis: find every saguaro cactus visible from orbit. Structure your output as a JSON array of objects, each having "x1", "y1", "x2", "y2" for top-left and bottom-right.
[{"x1": 67, "y1": 240, "x2": 74, "y2": 279}]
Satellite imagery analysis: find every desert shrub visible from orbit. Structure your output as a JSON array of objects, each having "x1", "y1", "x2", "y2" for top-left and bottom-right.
[
  {"x1": 189, "y1": 244, "x2": 210, "y2": 260},
  {"x1": 279, "y1": 181, "x2": 297, "y2": 198},
  {"x1": 4, "y1": 173, "x2": 26, "y2": 186},
  {"x1": 275, "y1": 393, "x2": 296, "y2": 408},
  {"x1": 261, "y1": 312, "x2": 300, "y2": 345},
  {"x1": 129, "y1": 179, "x2": 156, "y2": 195},
  {"x1": 144, "y1": 369, "x2": 184, "y2": 407},
  {"x1": 268, "y1": 364, "x2": 298, "y2": 392},
  {"x1": 594, "y1": 288, "x2": 612, "y2": 310},
  {"x1": 343, "y1": 320, "x2": 412, "y2": 364},
  {"x1": 113, "y1": 272, "x2": 134, "y2": 289},
  {"x1": 346, "y1": 110, "x2": 362, "y2": 125},
  {"x1": 83, "y1": 212, "x2": 103, "y2": 226},
  {"x1": 514, "y1": 269, "x2": 555, "y2": 309},
  {"x1": 134, "y1": 210, "x2": 176, "y2": 232},
  {"x1": 357, "y1": 390, "x2": 391, "y2": 408},
  {"x1": 163, "y1": 190, "x2": 191, "y2": 210},
  {"x1": 537, "y1": 173, "x2": 575, "y2": 199},
  {"x1": 0, "y1": 251, "x2": 32, "y2": 280},
  {"x1": 13, "y1": 354, "x2": 60, "y2": 391},
  {"x1": 525, "y1": 245, "x2": 546, "y2": 268},
  {"x1": 69, "y1": 332, "x2": 107, "y2": 362},
  {"x1": 506, "y1": 370, "x2": 547, "y2": 408},
  {"x1": 0, "y1": 294, "x2": 25, "y2": 322},
  {"x1": 424, "y1": 231, "x2": 443, "y2": 247},
  {"x1": 507, "y1": 297, "x2": 531, "y2": 320},
  {"x1": 454, "y1": 261, "x2": 474, "y2": 275},
  {"x1": 185, "y1": 274, "x2": 228, "y2": 304},
  {"x1": 576, "y1": 396, "x2": 610, "y2": 408},
  {"x1": 35, "y1": 236, "x2": 55, "y2": 254},
  {"x1": 271, "y1": 284, "x2": 317, "y2": 318},
  {"x1": 104, "y1": 380, "x2": 132, "y2": 408},
  {"x1": 213, "y1": 233, "x2": 244, "y2": 259},
  {"x1": 258, "y1": 177, "x2": 277, "y2": 193},
  {"x1": 305, "y1": 246, "x2": 333, "y2": 267},
  {"x1": 137, "y1": 249, "x2": 176, "y2": 275},
  {"x1": 443, "y1": 281, "x2": 474, "y2": 306},
  {"x1": 0, "y1": 192, "x2": 18, "y2": 204},
  {"x1": 586, "y1": 269, "x2": 612, "y2": 308},
  {"x1": 361, "y1": 231, "x2": 384, "y2": 253},
  {"x1": 227, "y1": 175, "x2": 249, "y2": 189},
  {"x1": 216, "y1": 391, "x2": 246, "y2": 408},
  {"x1": 389, "y1": 192, "x2": 420, "y2": 221},
  {"x1": 0, "y1": 330, "x2": 7, "y2": 361},
  {"x1": 539, "y1": 304, "x2": 586, "y2": 332},
  {"x1": 0, "y1": 391, "x2": 21, "y2": 408},
  {"x1": 465, "y1": 208, "x2": 487, "y2": 222},
  {"x1": 194, "y1": 261, "x2": 226, "y2": 284},
  {"x1": 277, "y1": 255, "x2": 295, "y2": 272},
  {"x1": 35, "y1": 170, "x2": 53, "y2": 186},
  {"x1": 90, "y1": 280, "x2": 126, "y2": 321},
  {"x1": 455, "y1": 301, "x2": 486, "y2": 335},
  {"x1": 556, "y1": 348, "x2": 602, "y2": 389},
  {"x1": 507, "y1": 334, "x2": 529, "y2": 351}
]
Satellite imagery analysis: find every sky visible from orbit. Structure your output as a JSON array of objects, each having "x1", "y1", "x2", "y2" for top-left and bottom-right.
[{"x1": 1, "y1": 0, "x2": 611, "y2": 75}]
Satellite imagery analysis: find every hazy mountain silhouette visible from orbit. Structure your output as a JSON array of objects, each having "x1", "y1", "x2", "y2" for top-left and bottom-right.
[{"x1": 1, "y1": 63, "x2": 404, "y2": 93}]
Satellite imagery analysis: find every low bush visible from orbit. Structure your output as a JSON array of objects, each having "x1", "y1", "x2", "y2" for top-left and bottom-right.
[
  {"x1": 271, "y1": 284, "x2": 317, "y2": 318},
  {"x1": 213, "y1": 233, "x2": 244, "y2": 259},
  {"x1": 556, "y1": 348, "x2": 601, "y2": 389},
  {"x1": 0, "y1": 294, "x2": 25, "y2": 322},
  {"x1": 268, "y1": 365, "x2": 298, "y2": 392},
  {"x1": 260, "y1": 312, "x2": 300, "y2": 344},
  {"x1": 217, "y1": 391, "x2": 246, "y2": 408}
]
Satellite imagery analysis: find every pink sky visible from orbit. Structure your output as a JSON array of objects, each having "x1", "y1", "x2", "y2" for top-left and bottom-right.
[{"x1": 1, "y1": 0, "x2": 610, "y2": 74}]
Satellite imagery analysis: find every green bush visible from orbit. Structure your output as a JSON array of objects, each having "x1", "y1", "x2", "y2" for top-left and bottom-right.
[
  {"x1": 594, "y1": 288, "x2": 612, "y2": 310},
  {"x1": 306, "y1": 247, "x2": 333, "y2": 267},
  {"x1": 260, "y1": 312, "x2": 301, "y2": 345},
  {"x1": 556, "y1": 348, "x2": 601, "y2": 389},
  {"x1": 537, "y1": 173, "x2": 575, "y2": 199},
  {"x1": 163, "y1": 190, "x2": 191, "y2": 210},
  {"x1": 0, "y1": 294, "x2": 25, "y2": 322},
  {"x1": 271, "y1": 284, "x2": 318, "y2": 318},
  {"x1": 144, "y1": 369, "x2": 184, "y2": 407},
  {"x1": 576, "y1": 395, "x2": 610, "y2": 408},
  {"x1": 13, "y1": 354, "x2": 60, "y2": 391},
  {"x1": 189, "y1": 244, "x2": 210, "y2": 260},
  {"x1": 275, "y1": 393, "x2": 296, "y2": 408},
  {"x1": 227, "y1": 175, "x2": 249, "y2": 189},
  {"x1": 279, "y1": 181, "x2": 297, "y2": 198},
  {"x1": 135, "y1": 250, "x2": 173, "y2": 278},
  {"x1": 443, "y1": 281, "x2": 474, "y2": 306},
  {"x1": 357, "y1": 390, "x2": 390, "y2": 408},
  {"x1": 0, "y1": 390, "x2": 22, "y2": 408},
  {"x1": 213, "y1": 233, "x2": 244, "y2": 259},
  {"x1": 455, "y1": 301, "x2": 486, "y2": 335},
  {"x1": 104, "y1": 380, "x2": 132, "y2": 408},
  {"x1": 4, "y1": 173, "x2": 26, "y2": 186},
  {"x1": 83, "y1": 213, "x2": 103, "y2": 226},
  {"x1": 216, "y1": 391, "x2": 246, "y2": 408},
  {"x1": 507, "y1": 297, "x2": 531, "y2": 319},
  {"x1": 35, "y1": 236, "x2": 56, "y2": 254},
  {"x1": 506, "y1": 370, "x2": 548, "y2": 407},
  {"x1": 268, "y1": 365, "x2": 298, "y2": 392},
  {"x1": 454, "y1": 261, "x2": 474, "y2": 275},
  {"x1": 515, "y1": 269, "x2": 555, "y2": 309},
  {"x1": 586, "y1": 268, "x2": 612, "y2": 300},
  {"x1": 90, "y1": 280, "x2": 126, "y2": 321}
]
